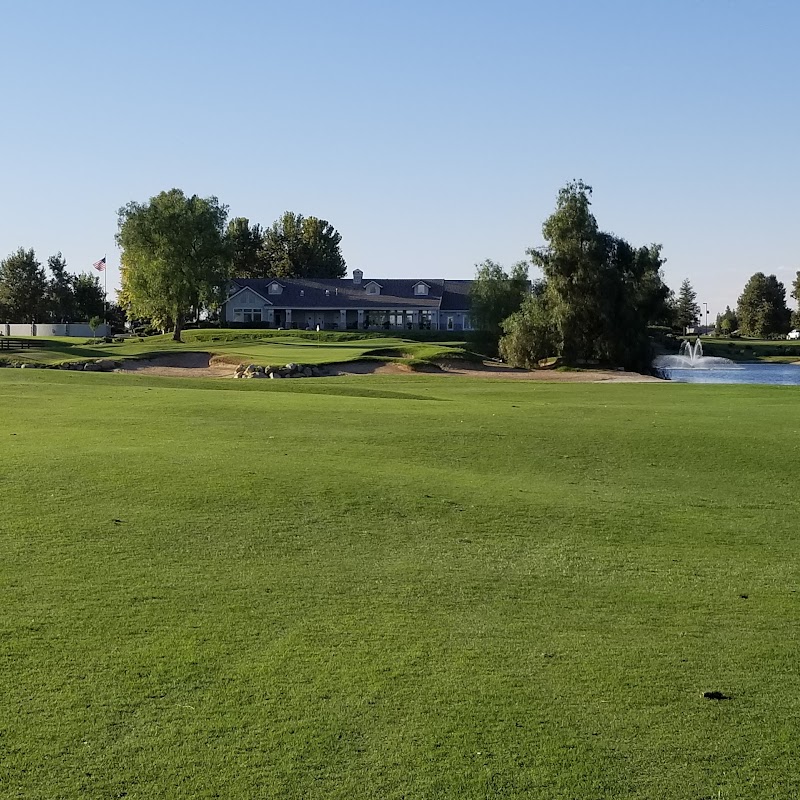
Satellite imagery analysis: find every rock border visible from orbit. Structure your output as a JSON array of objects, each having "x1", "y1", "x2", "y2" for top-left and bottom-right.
[
  {"x1": 233, "y1": 362, "x2": 326, "y2": 379},
  {"x1": 0, "y1": 358, "x2": 120, "y2": 372}
]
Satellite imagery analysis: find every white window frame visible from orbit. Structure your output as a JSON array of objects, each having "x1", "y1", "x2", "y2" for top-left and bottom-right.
[
  {"x1": 447, "y1": 316, "x2": 454, "y2": 331},
  {"x1": 268, "y1": 283, "x2": 283, "y2": 295},
  {"x1": 414, "y1": 283, "x2": 429, "y2": 296}
]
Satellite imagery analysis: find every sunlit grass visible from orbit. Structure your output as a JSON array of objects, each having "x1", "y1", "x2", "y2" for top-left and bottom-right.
[{"x1": 1, "y1": 371, "x2": 799, "y2": 798}]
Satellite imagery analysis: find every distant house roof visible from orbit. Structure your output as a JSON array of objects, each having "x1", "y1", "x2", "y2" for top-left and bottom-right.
[
  {"x1": 440, "y1": 280, "x2": 473, "y2": 311},
  {"x1": 227, "y1": 277, "x2": 468, "y2": 310}
]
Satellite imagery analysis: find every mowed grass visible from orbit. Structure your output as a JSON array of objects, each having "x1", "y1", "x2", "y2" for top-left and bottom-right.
[
  {"x1": 698, "y1": 337, "x2": 800, "y2": 363},
  {"x1": 0, "y1": 329, "x2": 474, "y2": 368},
  {"x1": 1, "y1": 370, "x2": 799, "y2": 799}
]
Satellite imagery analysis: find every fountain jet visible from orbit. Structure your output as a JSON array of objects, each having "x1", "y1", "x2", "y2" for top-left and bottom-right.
[{"x1": 653, "y1": 338, "x2": 737, "y2": 370}]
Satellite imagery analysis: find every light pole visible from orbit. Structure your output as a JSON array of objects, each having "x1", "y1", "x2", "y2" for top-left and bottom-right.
[{"x1": 703, "y1": 302, "x2": 709, "y2": 333}]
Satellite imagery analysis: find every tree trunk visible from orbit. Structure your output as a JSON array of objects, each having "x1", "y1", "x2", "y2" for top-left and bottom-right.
[{"x1": 173, "y1": 313, "x2": 183, "y2": 342}]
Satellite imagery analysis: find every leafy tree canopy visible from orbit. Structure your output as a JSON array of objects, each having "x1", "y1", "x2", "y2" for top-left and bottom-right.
[
  {"x1": 469, "y1": 259, "x2": 530, "y2": 339},
  {"x1": 260, "y1": 212, "x2": 346, "y2": 279},
  {"x1": 73, "y1": 272, "x2": 105, "y2": 322},
  {"x1": 227, "y1": 217, "x2": 266, "y2": 279},
  {"x1": 499, "y1": 290, "x2": 557, "y2": 368},
  {"x1": 715, "y1": 306, "x2": 738, "y2": 336},
  {"x1": 0, "y1": 248, "x2": 47, "y2": 323},
  {"x1": 46, "y1": 252, "x2": 75, "y2": 323},
  {"x1": 517, "y1": 181, "x2": 670, "y2": 370},
  {"x1": 116, "y1": 189, "x2": 230, "y2": 341},
  {"x1": 736, "y1": 272, "x2": 791, "y2": 338}
]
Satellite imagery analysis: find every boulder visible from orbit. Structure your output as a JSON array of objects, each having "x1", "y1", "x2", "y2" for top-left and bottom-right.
[
  {"x1": 96, "y1": 359, "x2": 116, "y2": 372},
  {"x1": 303, "y1": 367, "x2": 313, "y2": 377},
  {"x1": 235, "y1": 363, "x2": 246, "y2": 375},
  {"x1": 83, "y1": 362, "x2": 102, "y2": 371},
  {"x1": 311, "y1": 366, "x2": 321, "y2": 377},
  {"x1": 20, "y1": 363, "x2": 29, "y2": 369},
  {"x1": 286, "y1": 362, "x2": 299, "y2": 372},
  {"x1": 269, "y1": 372, "x2": 282, "y2": 378}
]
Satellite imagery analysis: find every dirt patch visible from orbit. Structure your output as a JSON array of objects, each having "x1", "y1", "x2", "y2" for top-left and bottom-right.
[{"x1": 116, "y1": 352, "x2": 235, "y2": 378}]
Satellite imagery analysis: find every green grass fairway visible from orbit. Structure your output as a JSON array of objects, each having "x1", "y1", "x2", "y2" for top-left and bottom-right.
[
  {"x1": 0, "y1": 329, "x2": 475, "y2": 369},
  {"x1": 1, "y1": 371, "x2": 799, "y2": 798},
  {"x1": 699, "y1": 337, "x2": 800, "y2": 363}
]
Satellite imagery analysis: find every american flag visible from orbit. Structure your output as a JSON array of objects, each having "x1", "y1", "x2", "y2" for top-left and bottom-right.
[{"x1": 93, "y1": 257, "x2": 106, "y2": 272}]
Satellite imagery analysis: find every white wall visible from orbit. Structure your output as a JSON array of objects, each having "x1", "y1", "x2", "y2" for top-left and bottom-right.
[
  {"x1": 7, "y1": 324, "x2": 33, "y2": 336},
  {"x1": 35, "y1": 324, "x2": 68, "y2": 337},
  {"x1": 1, "y1": 323, "x2": 109, "y2": 337}
]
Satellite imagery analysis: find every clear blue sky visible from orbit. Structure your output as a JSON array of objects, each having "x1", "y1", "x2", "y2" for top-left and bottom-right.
[{"x1": 2, "y1": 0, "x2": 798, "y2": 320}]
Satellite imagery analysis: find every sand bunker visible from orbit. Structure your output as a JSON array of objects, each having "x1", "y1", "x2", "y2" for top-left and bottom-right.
[{"x1": 116, "y1": 352, "x2": 235, "y2": 378}]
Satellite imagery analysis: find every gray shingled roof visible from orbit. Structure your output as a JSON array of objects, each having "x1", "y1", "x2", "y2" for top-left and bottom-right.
[
  {"x1": 440, "y1": 280, "x2": 473, "y2": 311},
  {"x1": 229, "y1": 278, "x2": 473, "y2": 310}
]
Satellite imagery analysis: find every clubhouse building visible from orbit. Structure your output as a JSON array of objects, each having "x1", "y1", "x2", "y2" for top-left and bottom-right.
[{"x1": 221, "y1": 270, "x2": 475, "y2": 332}]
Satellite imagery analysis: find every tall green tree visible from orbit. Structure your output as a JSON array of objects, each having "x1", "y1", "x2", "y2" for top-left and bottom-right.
[
  {"x1": 261, "y1": 212, "x2": 346, "y2": 278},
  {"x1": 46, "y1": 252, "x2": 75, "y2": 322},
  {"x1": 469, "y1": 259, "x2": 530, "y2": 338},
  {"x1": 736, "y1": 272, "x2": 791, "y2": 338},
  {"x1": 73, "y1": 272, "x2": 105, "y2": 321},
  {"x1": 675, "y1": 279, "x2": 700, "y2": 332},
  {"x1": 227, "y1": 217, "x2": 266, "y2": 278},
  {"x1": 715, "y1": 306, "x2": 738, "y2": 336},
  {"x1": 116, "y1": 189, "x2": 230, "y2": 341},
  {"x1": 522, "y1": 181, "x2": 670, "y2": 370},
  {"x1": 0, "y1": 248, "x2": 48, "y2": 323}
]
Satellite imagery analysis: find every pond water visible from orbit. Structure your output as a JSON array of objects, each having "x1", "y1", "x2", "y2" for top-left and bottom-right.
[{"x1": 657, "y1": 363, "x2": 800, "y2": 385}]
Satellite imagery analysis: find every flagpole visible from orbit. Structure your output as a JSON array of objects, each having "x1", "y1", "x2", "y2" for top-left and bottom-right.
[{"x1": 104, "y1": 253, "x2": 107, "y2": 337}]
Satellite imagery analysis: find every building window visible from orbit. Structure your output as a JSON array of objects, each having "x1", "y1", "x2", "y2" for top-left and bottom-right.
[
  {"x1": 463, "y1": 315, "x2": 472, "y2": 330},
  {"x1": 233, "y1": 308, "x2": 262, "y2": 323},
  {"x1": 447, "y1": 316, "x2": 454, "y2": 330},
  {"x1": 389, "y1": 311, "x2": 404, "y2": 327},
  {"x1": 414, "y1": 283, "x2": 428, "y2": 296},
  {"x1": 367, "y1": 284, "x2": 379, "y2": 295},
  {"x1": 268, "y1": 283, "x2": 282, "y2": 295},
  {"x1": 419, "y1": 310, "x2": 433, "y2": 330}
]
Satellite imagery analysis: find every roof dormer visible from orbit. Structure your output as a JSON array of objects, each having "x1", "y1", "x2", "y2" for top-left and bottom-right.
[
  {"x1": 267, "y1": 281, "x2": 284, "y2": 295},
  {"x1": 364, "y1": 281, "x2": 382, "y2": 295},
  {"x1": 413, "y1": 281, "x2": 430, "y2": 296}
]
